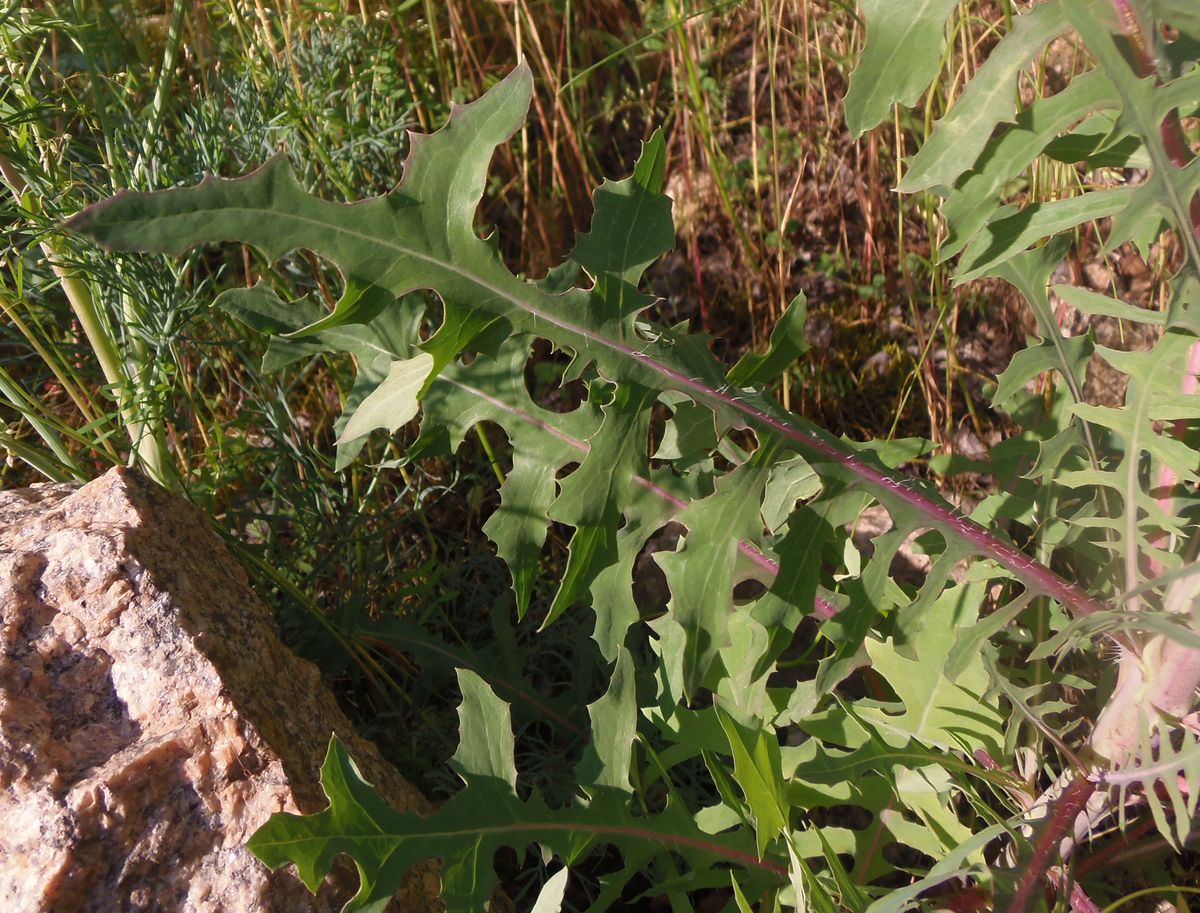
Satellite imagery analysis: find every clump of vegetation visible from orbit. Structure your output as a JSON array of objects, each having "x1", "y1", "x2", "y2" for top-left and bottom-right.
[{"x1": 6, "y1": 1, "x2": 1200, "y2": 911}]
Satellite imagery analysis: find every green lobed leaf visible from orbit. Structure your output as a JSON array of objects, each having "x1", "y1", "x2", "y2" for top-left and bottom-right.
[
  {"x1": 251, "y1": 678, "x2": 784, "y2": 912},
  {"x1": 938, "y1": 69, "x2": 1120, "y2": 261},
  {"x1": 859, "y1": 579, "x2": 1005, "y2": 754},
  {"x1": 654, "y1": 445, "x2": 778, "y2": 697},
  {"x1": 843, "y1": 0, "x2": 959, "y2": 138},
  {"x1": 1065, "y1": 332, "x2": 1200, "y2": 592},
  {"x1": 898, "y1": 0, "x2": 1070, "y2": 194},
  {"x1": 1066, "y1": 4, "x2": 1200, "y2": 273},
  {"x1": 64, "y1": 54, "x2": 1162, "y2": 906},
  {"x1": 546, "y1": 381, "x2": 656, "y2": 623},
  {"x1": 716, "y1": 703, "x2": 789, "y2": 860},
  {"x1": 67, "y1": 61, "x2": 1103, "y2": 627},
  {"x1": 413, "y1": 337, "x2": 602, "y2": 617}
]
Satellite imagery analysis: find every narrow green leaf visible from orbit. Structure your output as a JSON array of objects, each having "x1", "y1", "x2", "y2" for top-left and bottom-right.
[
  {"x1": 899, "y1": 0, "x2": 1070, "y2": 193},
  {"x1": 955, "y1": 187, "x2": 1133, "y2": 282},
  {"x1": 815, "y1": 828, "x2": 870, "y2": 913},
  {"x1": 729, "y1": 873, "x2": 756, "y2": 913},
  {"x1": 716, "y1": 704, "x2": 788, "y2": 859},
  {"x1": 1053, "y1": 284, "x2": 1166, "y2": 325},
  {"x1": 727, "y1": 293, "x2": 808, "y2": 388}
]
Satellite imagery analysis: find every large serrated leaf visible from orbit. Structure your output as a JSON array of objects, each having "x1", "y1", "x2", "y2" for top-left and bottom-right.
[
  {"x1": 68, "y1": 64, "x2": 1103, "y2": 631},
  {"x1": 249, "y1": 680, "x2": 785, "y2": 912}
]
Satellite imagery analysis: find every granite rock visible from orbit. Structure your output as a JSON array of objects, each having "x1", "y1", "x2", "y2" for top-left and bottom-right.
[{"x1": 0, "y1": 468, "x2": 439, "y2": 912}]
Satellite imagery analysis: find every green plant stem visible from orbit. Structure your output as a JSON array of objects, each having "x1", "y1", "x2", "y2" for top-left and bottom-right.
[
  {"x1": 136, "y1": 0, "x2": 187, "y2": 180},
  {"x1": 0, "y1": 152, "x2": 175, "y2": 487},
  {"x1": 0, "y1": 426, "x2": 75, "y2": 481},
  {"x1": 473, "y1": 421, "x2": 506, "y2": 485},
  {"x1": 557, "y1": 0, "x2": 740, "y2": 95},
  {"x1": 223, "y1": 531, "x2": 408, "y2": 703}
]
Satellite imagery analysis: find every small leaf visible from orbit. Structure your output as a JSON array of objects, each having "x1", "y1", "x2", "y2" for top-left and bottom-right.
[
  {"x1": 451, "y1": 668, "x2": 518, "y2": 788},
  {"x1": 986, "y1": 234, "x2": 1095, "y2": 411},
  {"x1": 336, "y1": 352, "x2": 434, "y2": 444},
  {"x1": 716, "y1": 704, "x2": 788, "y2": 859},
  {"x1": 760, "y1": 454, "x2": 820, "y2": 534},
  {"x1": 577, "y1": 648, "x2": 639, "y2": 793},
  {"x1": 727, "y1": 293, "x2": 808, "y2": 388},
  {"x1": 531, "y1": 868, "x2": 570, "y2": 913},
  {"x1": 729, "y1": 873, "x2": 756, "y2": 913},
  {"x1": 654, "y1": 396, "x2": 719, "y2": 463},
  {"x1": 843, "y1": 0, "x2": 959, "y2": 137},
  {"x1": 546, "y1": 382, "x2": 655, "y2": 622},
  {"x1": 573, "y1": 129, "x2": 673, "y2": 286}
]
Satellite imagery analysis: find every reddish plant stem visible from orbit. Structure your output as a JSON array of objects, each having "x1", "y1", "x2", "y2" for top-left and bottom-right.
[
  {"x1": 1005, "y1": 775, "x2": 1097, "y2": 913},
  {"x1": 1066, "y1": 881, "x2": 1102, "y2": 913}
]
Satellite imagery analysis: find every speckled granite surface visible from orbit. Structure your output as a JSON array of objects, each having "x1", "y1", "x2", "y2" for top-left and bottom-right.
[{"x1": 0, "y1": 468, "x2": 439, "y2": 912}]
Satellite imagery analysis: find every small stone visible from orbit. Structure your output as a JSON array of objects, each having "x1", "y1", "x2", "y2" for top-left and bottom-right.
[{"x1": 1084, "y1": 262, "x2": 1112, "y2": 290}]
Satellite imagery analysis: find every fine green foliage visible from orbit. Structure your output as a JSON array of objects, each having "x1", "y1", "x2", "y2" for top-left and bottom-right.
[{"x1": 61, "y1": 1, "x2": 1200, "y2": 910}]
